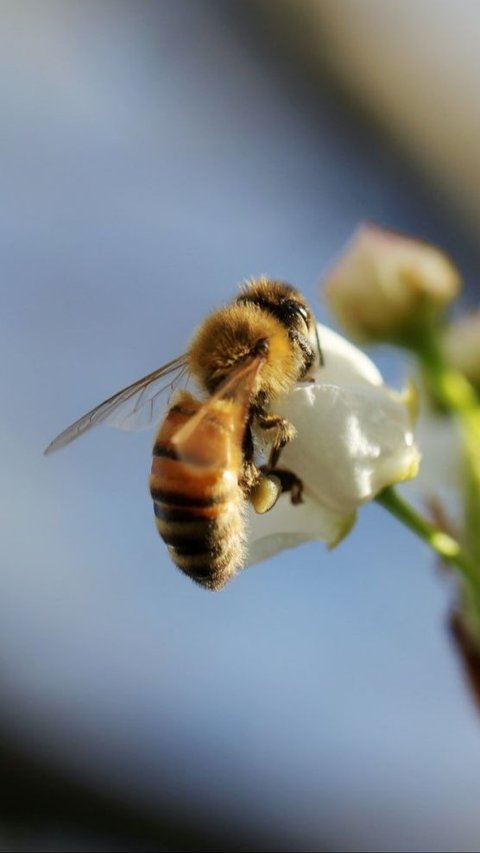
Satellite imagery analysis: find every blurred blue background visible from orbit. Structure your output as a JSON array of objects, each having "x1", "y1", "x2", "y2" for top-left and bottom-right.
[{"x1": 2, "y1": 2, "x2": 480, "y2": 850}]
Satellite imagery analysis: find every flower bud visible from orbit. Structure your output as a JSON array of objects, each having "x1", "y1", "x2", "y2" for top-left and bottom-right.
[{"x1": 323, "y1": 224, "x2": 461, "y2": 344}]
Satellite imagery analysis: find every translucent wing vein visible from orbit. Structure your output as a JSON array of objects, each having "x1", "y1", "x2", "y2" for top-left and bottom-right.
[{"x1": 44, "y1": 354, "x2": 189, "y2": 454}]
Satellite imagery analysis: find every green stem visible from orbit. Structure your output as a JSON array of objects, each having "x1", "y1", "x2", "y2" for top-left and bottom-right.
[
  {"x1": 376, "y1": 486, "x2": 480, "y2": 600},
  {"x1": 416, "y1": 326, "x2": 479, "y2": 412},
  {"x1": 414, "y1": 327, "x2": 480, "y2": 567}
]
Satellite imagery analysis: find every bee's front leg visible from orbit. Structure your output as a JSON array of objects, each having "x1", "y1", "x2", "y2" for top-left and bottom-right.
[
  {"x1": 255, "y1": 410, "x2": 296, "y2": 468},
  {"x1": 288, "y1": 328, "x2": 316, "y2": 376}
]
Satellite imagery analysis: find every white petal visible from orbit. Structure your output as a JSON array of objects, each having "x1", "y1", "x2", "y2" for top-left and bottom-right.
[
  {"x1": 274, "y1": 382, "x2": 419, "y2": 515},
  {"x1": 246, "y1": 492, "x2": 352, "y2": 567},
  {"x1": 314, "y1": 322, "x2": 383, "y2": 387}
]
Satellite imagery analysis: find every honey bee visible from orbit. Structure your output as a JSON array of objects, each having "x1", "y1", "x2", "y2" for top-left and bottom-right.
[{"x1": 45, "y1": 278, "x2": 321, "y2": 590}]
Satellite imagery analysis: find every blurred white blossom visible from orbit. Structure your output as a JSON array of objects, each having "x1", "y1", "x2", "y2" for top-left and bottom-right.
[
  {"x1": 247, "y1": 324, "x2": 420, "y2": 565},
  {"x1": 443, "y1": 311, "x2": 480, "y2": 392},
  {"x1": 400, "y1": 404, "x2": 464, "y2": 530}
]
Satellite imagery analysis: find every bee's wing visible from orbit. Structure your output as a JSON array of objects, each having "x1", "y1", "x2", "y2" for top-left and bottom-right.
[
  {"x1": 171, "y1": 354, "x2": 266, "y2": 455},
  {"x1": 44, "y1": 354, "x2": 189, "y2": 455}
]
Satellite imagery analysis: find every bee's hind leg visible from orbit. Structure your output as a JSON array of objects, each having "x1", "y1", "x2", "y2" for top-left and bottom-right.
[
  {"x1": 239, "y1": 424, "x2": 277, "y2": 514},
  {"x1": 242, "y1": 419, "x2": 304, "y2": 513},
  {"x1": 242, "y1": 461, "x2": 304, "y2": 513},
  {"x1": 247, "y1": 465, "x2": 304, "y2": 512},
  {"x1": 260, "y1": 465, "x2": 304, "y2": 506},
  {"x1": 239, "y1": 427, "x2": 279, "y2": 515}
]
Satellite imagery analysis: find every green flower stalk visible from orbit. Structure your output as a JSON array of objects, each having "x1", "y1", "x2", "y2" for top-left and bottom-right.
[
  {"x1": 377, "y1": 486, "x2": 480, "y2": 607},
  {"x1": 323, "y1": 221, "x2": 480, "y2": 682},
  {"x1": 414, "y1": 328, "x2": 480, "y2": 642}
]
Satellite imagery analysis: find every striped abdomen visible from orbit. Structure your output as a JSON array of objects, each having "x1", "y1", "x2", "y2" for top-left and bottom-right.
[{"x1": 150, "y1": 391, "x2": 246, "y2": 590}]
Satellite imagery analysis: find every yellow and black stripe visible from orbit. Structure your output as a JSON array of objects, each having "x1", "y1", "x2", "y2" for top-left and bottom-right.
[{"x1": 150, "y1": 394, "x2": 245, "y2": 590}]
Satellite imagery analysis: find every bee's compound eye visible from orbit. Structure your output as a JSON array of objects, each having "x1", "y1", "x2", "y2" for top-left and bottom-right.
[
  {"x1": 297, "y1": 305, "x2": 309, "y2": 322},
  {"x1": 254, "y1": 338, "x2": 270, "y2": 357},
  {"x1": 284, "y1": 300, "x2": 309, "y2": 325}
]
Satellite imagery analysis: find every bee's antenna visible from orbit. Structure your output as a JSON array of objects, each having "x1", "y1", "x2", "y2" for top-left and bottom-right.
[{"x1": 315, "y1": 324, "x2": 324, "y2": 367}]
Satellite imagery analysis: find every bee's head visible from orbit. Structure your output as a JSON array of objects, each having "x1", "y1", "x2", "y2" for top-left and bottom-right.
[{"x1": 237, "y1": 279, "x2": 322, "y2": 375}]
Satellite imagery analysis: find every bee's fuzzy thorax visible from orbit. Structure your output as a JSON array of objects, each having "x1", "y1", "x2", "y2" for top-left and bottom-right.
[{"x1": 188, "y1": 301, "x2": 302, "y2": 401}]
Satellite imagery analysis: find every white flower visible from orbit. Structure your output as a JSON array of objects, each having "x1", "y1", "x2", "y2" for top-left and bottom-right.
[{"x1": 247, "y1": 324, "x2": 420, "y2": 566}]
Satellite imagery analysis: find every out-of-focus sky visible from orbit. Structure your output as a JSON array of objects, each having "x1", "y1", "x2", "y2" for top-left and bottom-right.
[
  {"x1": 2, "y1": 2, "x2": 480, "y2": 850},
  {"x1": 264, "y1": 0, "x2": 480, "y2": 238}
]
